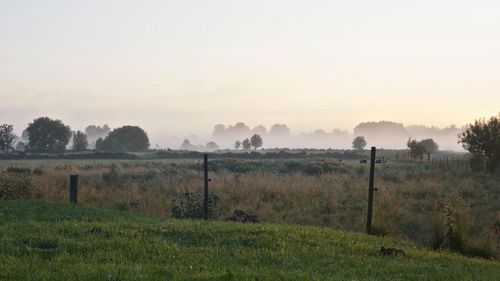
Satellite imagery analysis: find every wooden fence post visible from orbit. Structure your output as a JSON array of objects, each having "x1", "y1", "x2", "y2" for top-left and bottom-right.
[
  {"x1": 69, "y1": 175, "x2": 78, "y2": 204},
  {"x1": 203, "y1": 154, "x2": 209, "y2": 220},
  {"x1": 366, "y1": 147, "x2": 376, "y2": 234}
]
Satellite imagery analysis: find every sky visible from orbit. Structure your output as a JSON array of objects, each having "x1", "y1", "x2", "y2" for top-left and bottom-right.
[{"x1": 1, "y1": 0, "x2": 499, "y2": 145}]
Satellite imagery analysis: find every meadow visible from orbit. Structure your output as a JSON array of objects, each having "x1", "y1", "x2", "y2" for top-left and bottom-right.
[
  {"x1": 0, "y1": 154, "x2": 499, "y2": 259},
  {"x1": 1, "y1": 200, "x2": 499, "y2": 281}
]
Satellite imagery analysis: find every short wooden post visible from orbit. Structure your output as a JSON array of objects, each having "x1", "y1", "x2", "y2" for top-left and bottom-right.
[
  {"x1": 366, "y1": 147, "x2": 376, "y2": 234},
  {"x1": 69, "y1": 175, "x2": 78, "y2": 204},
  {"x1": 203, "y1": 154, "x2": 209, "y2": 220}
]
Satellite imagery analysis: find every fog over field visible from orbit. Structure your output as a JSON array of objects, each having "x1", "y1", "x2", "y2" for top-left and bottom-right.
[
  {"x1": 207, "y1": 121, "x2": 464, "y2": 150},
  {"x1": 2, "y1": 117, "x2": 465, "y2": 150}
]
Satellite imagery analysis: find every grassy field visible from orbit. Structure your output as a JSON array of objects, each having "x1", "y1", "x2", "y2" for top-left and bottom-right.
[
  {"x1": 2, "y1": 157, "x2": 499, "y2": 250},
  {"x1": 1, "y1": 200, "x2": 499, "y2": 281},
  {"x1": 1, "y1": 156, "x2": 499, "y2": 259}
]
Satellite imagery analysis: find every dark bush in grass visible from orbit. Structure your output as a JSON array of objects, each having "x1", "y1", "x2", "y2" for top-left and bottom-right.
[
  {"x1": 32, "y1": 168, "x2": 44, "y2": 176},
  {"x1": 102, "y1": 164, "x2": 127, "y2": 186},
  {"x1": 0, "y1": 173, "x2": 32, "y2": 200},
  {"x1": 463, "y1": 240, "x2": 498, "y2": 260},
  {"x1": 381, "y1": 173, "x2": 401, "y2": 183},
  {"x1": 171, "y1": 189, "x2": 222, "y2": 219},
  {"x1": 6, "y1": 166, "x2": 32, "y2": 175}
]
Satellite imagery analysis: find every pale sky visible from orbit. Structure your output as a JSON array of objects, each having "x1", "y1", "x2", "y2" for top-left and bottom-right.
[{"x1": 1, "y1": 0, "x2": 499, "y2": 144}]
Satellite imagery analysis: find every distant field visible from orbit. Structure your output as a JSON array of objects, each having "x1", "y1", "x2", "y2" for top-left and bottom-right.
[
  {"x1": 1, "y1": 156, "x2": 498, "y2": 259},
  {"x1": 0, "y1": 200, "x2": 498, "y2": 281}
]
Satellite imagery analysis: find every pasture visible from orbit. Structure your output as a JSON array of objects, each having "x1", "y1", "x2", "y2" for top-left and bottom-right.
[
  {"x1": 1, "y1": 154, "x2": 498, "y2": 259},
  {"x1": 1, "y1": 200, "x2": 499, "y2": 281}
]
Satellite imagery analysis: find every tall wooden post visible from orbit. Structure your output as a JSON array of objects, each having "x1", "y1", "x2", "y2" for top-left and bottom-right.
[
  {"x1": 203, "y1": 154, "x2": 209, "y2": 220},
  {"x1": 366, "y1": 147, "x2": 376, "y2": 234},
  {"x1": 69, "y1": 175, "x2": 78, "y2": 204}
]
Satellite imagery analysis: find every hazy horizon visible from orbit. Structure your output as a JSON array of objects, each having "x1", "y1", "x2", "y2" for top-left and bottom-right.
[{"x1": 2, "y1": 1, "x2": 499, "y2": 148}]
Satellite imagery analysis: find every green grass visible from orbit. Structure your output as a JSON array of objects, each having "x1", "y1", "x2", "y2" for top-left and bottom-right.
[{"x1": 0, "y1": 201, "x2": 498, "y2": 281}]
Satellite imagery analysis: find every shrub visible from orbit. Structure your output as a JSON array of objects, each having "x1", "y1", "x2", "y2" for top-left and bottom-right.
[
  {"x1": 381, "y1": 173, "x2": 400, "y2": 183},
  {"x1": 468, "y1": 154, "x2": 488, "y2": 173},
  {"x1": 32, "y1": 168, "x2": 44, "y2": 176},
  {"x1": 463, "y1": 240, "x2": 497, "y2": 259},
  {"x1": 102, "y1": 164, "x2": 124, "y2": 186},
  {"x1": 431, "y1": 196, "x2": 470, "y2": 254},
  {"x1": 6, "y1": 166, "x2": 31, "y2": 175},
  {"x1": 171, "y1": 189, "x2": 221, "y2": 219},
  {"x1": 0, "y1": 173, "x2": 32, "y2": 200}
]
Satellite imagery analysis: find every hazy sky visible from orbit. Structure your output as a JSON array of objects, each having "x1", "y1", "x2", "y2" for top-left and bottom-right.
[{"x1": 1, "y1": 0, "x2": 499, "y2": 144}]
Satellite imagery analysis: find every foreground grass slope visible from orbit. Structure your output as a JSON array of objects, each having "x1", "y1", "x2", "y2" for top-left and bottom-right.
[{"x1": 0, "y1": 201, "x2": 498, "y2": 281}]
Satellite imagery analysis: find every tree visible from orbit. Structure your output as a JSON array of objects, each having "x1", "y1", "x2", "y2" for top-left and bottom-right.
[
  {"x1": 352, "y1": 136, "x2": 367, "y2": 151},
  {"x1": 407, "y1": 138, "x2": 426, "y2": 159},
  {"x1": 206, "y1": 141, "x2": 219, "y2": 151},
  {"x1": 242, "y1": 138, "x2": 251, "y2": 150},
  {"x1": 26, "y1": 117, "x2": 71, "y2": 153},
  {"x1": 85, "y1": 124, "x2": 111, "y2": 148},
  {"x1": 250, "y1": 134, "x2": 263, "y2": 150},
  {"x1": 268, "y1": 124, "x2": 291, "y2": 136},
  {"x1": 95, "y1": 138, "x2": 104, "y2": 151},
  {"x1": 234, "y1": 140, "x2": 241, "y2": 150},
  {"x1": 72, "y1": 131, "x2": 88, "y2": 152},
  {"x1": 98, "y1": 126, "x2": 150, "y2": 152},
  {"x1": 459, "y1": 115, "x2": 500, "y2": 173},
  {"x1": 407, "y1": 138, "x2": 439, "y2": 159},
  {"x1": 419, "y1": 138, "x2": 439, "y2": 153},
  {"x1": 180, "y1": 139, "x2": 195, "y2": 150},
  {"x1": 0, "y1": 124, "x2": 16, "y2": 153}
]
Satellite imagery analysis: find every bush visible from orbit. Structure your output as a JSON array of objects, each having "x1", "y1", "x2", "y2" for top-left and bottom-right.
[
  {"x1": 171, "y1": 189, "x2": 221, "y2": 219},
  {"x1": 427, "y1": 196, "x2": 497, "y2": 259},
  {"x1": 0, "y1": 173, "x2": 32, "y2": 200},
  {"x1": 463, "y1": 241, "x2": 497, "y2": 260},
  {"x1": 468, "y1": 154, "x2": 488, "y2": 173},
  {"x1": 102, "y1": 164, "x2": 125, "y2": 186},
  {"x1": 6, "y1": 166, "x2": 31, "y2": 175},
  {"x1": 32, "y1": 168, "x2": 44, "y2": 176}
]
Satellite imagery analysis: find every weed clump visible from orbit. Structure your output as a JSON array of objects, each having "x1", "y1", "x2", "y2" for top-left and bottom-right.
[
  {"x1": 171, "y1": 189, "x2": 222, "y2": 219},
  {"x1": 431, "y1": 195, "x2": 497, "y2": 259}
]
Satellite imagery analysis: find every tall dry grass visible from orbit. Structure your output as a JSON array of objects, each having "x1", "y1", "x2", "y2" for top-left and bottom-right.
[{"x1": 1, "y1": 158, "x2": 498, "y2": 258}]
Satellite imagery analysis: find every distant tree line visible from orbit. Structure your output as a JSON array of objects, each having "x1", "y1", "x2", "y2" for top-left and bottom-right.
[
  {"x1": 180, "y1": 139, "x2": 220, "y2": 152},
  {"x1": 0, "y1": 117, "x2": 149, "y2": 154},
  {"x1": 233, "y1": 134, "x2": 263, "y2": 150},
  {"x1": 2, "y1": 114, "x2": 499, "y2": 174},
  {"x1": 213, "y1": 122, "x2": 290, "y2": 139}
]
